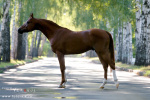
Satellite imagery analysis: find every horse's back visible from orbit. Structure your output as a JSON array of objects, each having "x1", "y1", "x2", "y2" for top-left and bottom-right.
[
  {"x1": 51, "y1": 28, "x2": 110, "y2": 54},
  {"x1": 90, "y1": 29, "x2": 110, "y2": 40}
]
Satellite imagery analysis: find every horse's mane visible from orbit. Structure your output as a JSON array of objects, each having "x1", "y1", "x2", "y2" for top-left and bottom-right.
[{"x1": 39, "y1": 19, "x2": 62, "y2": 28}]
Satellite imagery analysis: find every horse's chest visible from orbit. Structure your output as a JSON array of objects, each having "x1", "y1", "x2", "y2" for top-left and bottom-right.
[{"x1": 50, "y1": 39, "x2": 65, "y2": 53}]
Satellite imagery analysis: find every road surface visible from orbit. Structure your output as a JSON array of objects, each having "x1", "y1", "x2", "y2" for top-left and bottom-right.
[{"x1": 0, "y1": 57, "x2": 150, "y2": 100}]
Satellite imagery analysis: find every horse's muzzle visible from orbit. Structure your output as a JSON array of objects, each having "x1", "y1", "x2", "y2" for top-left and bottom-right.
[{"x1": 18, "y1": 28, "x2": 23, "y2": 34}]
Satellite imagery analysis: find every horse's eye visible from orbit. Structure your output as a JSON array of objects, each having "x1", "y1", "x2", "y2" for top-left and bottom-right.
[{"x1": 27, "y1": 22, "x2": 30, "y2": 24}]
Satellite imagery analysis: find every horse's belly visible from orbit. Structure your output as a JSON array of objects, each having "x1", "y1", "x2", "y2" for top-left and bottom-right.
[
  {"x1": 65, "y1": 44, "x2": 91, "y2": 54},
  {"x1": 51, "y1": 32, "x2": 93, "y2": 54}
]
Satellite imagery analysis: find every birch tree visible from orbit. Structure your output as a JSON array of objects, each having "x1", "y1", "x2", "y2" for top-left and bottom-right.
[
  {"x1": 116, "y1": 25, "x2": 123, "y2": 62},
  {"x1": 16, "y1": 0, "x2": 27, "y2": 60},
  {"x1": 146, "y1": 0, "x2": 150, "y2": 65},
  {"x1": 135, "y1": 0, "x2": 142, "y2": 65},
  {"x1": 135, "y1": 0, "x2": 147, "y2": 66},
  {"x1": 25, "y1": 34, "x2": 28, "y2": 59},
  {"x1": 0, "y1": 0, "x2": 11, "y2": 62},
  {"x1": 127, "y1": 22, "x2": 133, "y2": 64},
  {"x1": 14, "y1": 27, "x2": 18, "y2": 59},
  {"x1": 122, "y1": 22, "x2": 127, "y2": 63},
  {"x1": 35, "y1": 31, "x2": 41, "y2": 57},
  {"x1": 30, "y1": 31, "x2": 35, "y2": 58},
  {"x1": 11, "y1": 0, "x2": 17, "y2": 59},
  {"x1": 39, "y1": 35, "x2": 46, "y2": 56},
  {"x1": 115, "y1": 32, "x2": 119, "y2": 61}
]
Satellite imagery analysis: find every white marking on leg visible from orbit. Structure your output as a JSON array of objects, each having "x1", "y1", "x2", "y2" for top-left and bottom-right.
[
  {"x1": 100, "y1": 78, "x2": 107, "y2": 88},
  {"x1": 112, "y1": 70, "x2": 119, "y2": 88},
  {"x1": 113, "y1": 70, "x2": 117, "y2": 82}
]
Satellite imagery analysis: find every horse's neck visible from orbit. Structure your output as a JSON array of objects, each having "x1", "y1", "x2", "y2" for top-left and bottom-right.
[{"x1": 36, "y1": 19, "x2": 62, "y2": 40}]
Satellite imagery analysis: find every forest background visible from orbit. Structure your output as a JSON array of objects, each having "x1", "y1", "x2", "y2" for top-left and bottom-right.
[{"x1": 0, "y1": 0, "x2": 150, "y2": 68}]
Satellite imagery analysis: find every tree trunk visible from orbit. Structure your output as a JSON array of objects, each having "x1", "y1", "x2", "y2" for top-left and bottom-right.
[
  {"x1": 135, "y1": 0, "x2": 142, "y2": 65},
  {"x1": 110, "y1": 28, "x2": 114, "y2": 39},
  {"x1": 22, "y1": 33, "x2": 27, "y2": 59},
  {"x1": 135, "y1": 0, "x2": 147, "y2": 66},
  {"x1": 25, "y1": 34, "x2": 28, "y2": 59},
  {"x1": 33, "y1": 31, "x2": 38, "y2": 57},
  {"x1": 122, "y1": 22, "x2": 127, "y2": 63},
  {"x1": 30, "y1": 31, "x2": 35, "y2": 58},
  {"x1": 16, "y1": 0, "x2": 26, "y2": 60},
  {"x1": 35, "y1": 31, "x2": 41, "y2": 57},
  {"x1": 39, "y1": 35, "x2": 46, "y2": 56},
  {"x1": 11, "y1": 0, "x2": 16, "y2": 59},
  {"x1": 115, "y1": 31, "x2": 119, "y2": 61},
  {"x1": 125, "y1": 22, "x2": 129, "y2": 64},
  {"x1": 0, "y1": 24, "x2": 2, "y2": 62},
  {"x1": 16, "y1": 0, "x2": 23, "y2": 60},
  {"x1": 0, "y1": 0, "x2": 11, "y2": 62},
  {"x1": 14, "y1": 27, "x2": 18, "y2": 59},
  {"x1": 146, "y1": 0, "x2": 150, "y2": 65},
  {"x1": 127, "y1": 22, "x2": 133, "y2": 64},
  {"x1": 116, "y1": 25, "x2": 123, "y2": 62}
]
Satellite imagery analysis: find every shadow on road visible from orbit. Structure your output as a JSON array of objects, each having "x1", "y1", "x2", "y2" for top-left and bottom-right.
[{"x1": 0, "y1": 57, "x2": 150, "y2": 100}]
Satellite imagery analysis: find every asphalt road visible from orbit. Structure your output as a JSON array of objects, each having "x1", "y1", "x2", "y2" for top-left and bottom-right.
[{"x1": 0, "y1": 57, "x2": 150, "y2": 100}]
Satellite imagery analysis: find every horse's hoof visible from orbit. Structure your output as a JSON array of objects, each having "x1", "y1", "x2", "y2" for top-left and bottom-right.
[
  {"x1": 58, "y1": 85, "x2": 66, "y2": 88},
  {"x1": 116, "y1": 83, "x2": 119, "y2": 89},
  {"x1": 100, "y1": 86, "x2": 104, "y2": 89}
]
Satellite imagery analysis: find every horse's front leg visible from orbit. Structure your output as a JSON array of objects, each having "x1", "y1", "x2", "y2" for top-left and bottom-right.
[{"x1": 56, "y1": 51, "x2": 67, "y2": 88}]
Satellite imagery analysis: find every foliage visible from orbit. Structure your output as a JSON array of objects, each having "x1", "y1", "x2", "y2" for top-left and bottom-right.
[{"x1": 0, "y1": 0, "x2": 141, "y2": 62}]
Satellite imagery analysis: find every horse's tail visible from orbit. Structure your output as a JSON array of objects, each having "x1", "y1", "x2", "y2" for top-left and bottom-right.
[{"x1": 107, "y1": 32, "x2": 115, "y2": 62}]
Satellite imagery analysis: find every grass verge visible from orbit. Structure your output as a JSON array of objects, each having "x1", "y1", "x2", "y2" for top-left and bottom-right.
[
  {"x1": 116, "y1": 62, "x2": 150, "y2": 77},
  {"x1": 0, "y1": 57, "x2": 44, "y2": 73},
  {"x1": 88, "y1": 57, "x2": 150, "y2": 77}
]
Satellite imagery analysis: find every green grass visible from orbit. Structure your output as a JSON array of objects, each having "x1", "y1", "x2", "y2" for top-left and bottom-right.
[
  {"x1": 0, "y1": 60, "x2": 24, "y2": 68},
  {"x1": 115, "y1": 62, "x2": 141, "y2": 69},
  {"x1": 116, "y1": 62, "x2": 150, "y2": 77},
  {"x1": 0, "y1": 57, "x2": 43, "y2": 68},
  {"x1": 144, "y1": 70, "x2": 150, "y2": 76},
  {"x1": 88, "y1": 57, "x2": 150, "y2": 77}
]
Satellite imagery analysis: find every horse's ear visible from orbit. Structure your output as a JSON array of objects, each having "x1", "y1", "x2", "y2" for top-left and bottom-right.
[{"x1": 30, "y1": 13, "x2": 34, "y2": 18}]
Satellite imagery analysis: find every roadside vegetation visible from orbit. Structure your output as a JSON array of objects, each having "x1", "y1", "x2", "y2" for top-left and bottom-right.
[
  {"x1": 0, "y1": 57, "x2": 44, "y2": 73},
  {"x1": 116, "y1": 62, "x2": 150, "y2": 77},
  {"x1": 89, "y1": 57, "x2": 150, "y2": 77}
]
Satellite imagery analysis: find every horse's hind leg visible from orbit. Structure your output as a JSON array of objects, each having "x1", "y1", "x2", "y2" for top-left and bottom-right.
[
  {"x1": 97, "y1": 52, "x2": 119, "y2": 89},
  {"x1": 108, "y1": 59, "x2": 119, "y2": 89},
  {"x1": 97, "y1": 54, "x2": 108, "y2": 89}
]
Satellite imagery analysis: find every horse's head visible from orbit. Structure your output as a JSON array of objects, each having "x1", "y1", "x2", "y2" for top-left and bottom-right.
[{"x1": 18, "y1": 13, "x2": 36, "y2": 34}]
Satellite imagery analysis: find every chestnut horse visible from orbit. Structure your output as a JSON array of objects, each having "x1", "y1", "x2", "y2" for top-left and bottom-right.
[{"x1": 18, "y1": 13, "x2": 119, "y2": 89}]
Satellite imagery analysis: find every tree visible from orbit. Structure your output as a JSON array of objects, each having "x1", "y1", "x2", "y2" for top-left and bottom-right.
[
  {"x1": 16, "y1": 0, "x2": 26, "y2": 60},
  {"x1": 11, "y1": 0, "x2": 17, "y2": 59},
  {"x1": 0, "y1": 0, "x2": 11, "y2": 62},
  {"x1": 146, "y1": 0, "x2": 150, "y2": 65},
  {"x1": 135, "y1": 0, "x2": 147, "y2": 66},
  {"x1": 127, "y1": 22, "x2": 133, "y2": 64},
  {"x1": 35, "y1": 31, "x2": 41, "y2": 57},
  {"x1": 116, "y1": 22, "x2": 123, "y2": 62},
  {"x1": 122, "y1": 22, "x2": 127, "y2": 63},
  {"x1": 39, "y1": 35, "x2": 46, "y2": 56},
  {"x1": 30, "y1": 31, "x2": 35, "y2": 58},
  {"x1": 135, "y1": 0, "x2": 142, "y2": 65}
]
